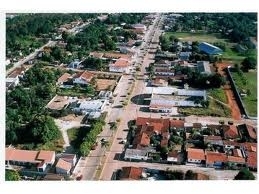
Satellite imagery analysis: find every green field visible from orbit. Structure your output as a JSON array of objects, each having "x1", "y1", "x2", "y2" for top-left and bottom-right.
[
  {"x1": 231, "y1": 71, "x2": 257, "y2": 117},
  {"x1": 165, "y1": 32, "x2": 246, "y2": 63},
  {"x1": 179, "y1": 98, "x2": 231, "y2": 117},
  {"x1": 208, "y1": 88, "x2": 228, "y2": 104}
]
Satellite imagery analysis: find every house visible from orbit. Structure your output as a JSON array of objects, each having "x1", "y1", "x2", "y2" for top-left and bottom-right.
[
  {"x1": 238, "y1": 124, "x2": 257, "y2": 142},
  {"x1": 227, "y1": 156, "x2": 246, "y2": 167},
  {"x1": 6, "y1": 66, "x2": 26, "y2": 90},
  {"x1": 57, "y1": 73, "x2": 72, "y2": 85},
  {"x1": 179, "y1": 52, "x2": 192, "y2": 61},
  {"x1": 119, "y1": 167, "x2": 143, "y2": 180},
  {"x1": 5, "y1": 148, "x2": 55, "y2": 173},
  {"x1": 124, "y1": 148, "x2": 150, "y2": 161},
  {"x1": 151, "y1": 78, "x2": 168, "y2": 87},
  {"x1": 222, "y1": 125, "x2": 239, "y2": 140},
  {"x1": 196, "y1": 61, "x2": 211, "y2": 75},
  {"x1": 73, "y1": 71, "x2": 94, "y2": 85},
  {"x1": 223, "y1": 140, "x2": 240, "y2": 150},
  {"x1": 136, "y1": 117, "x2": 170, "y2": 135},
  {"x1": 72, "y1": 99, "x2": 107, "y2": 114},
  {"x1": 58, "y1": 153, "x2": 77, "y2": 166},
  {"x1": 55, "y1": 158, "x2": 72, "y2": 175},
  {"x1": 205, "y1": 151, "x2": 227, "y2": 168},
  {"x1": 198, "y1": 42, "x2": 223, "y2": 55},
  {"x1": 68, "y1": 59, "x2": 82, "y2": 69},
  {"x1": 109, "y1": 58, "x2": 130, "y2": 73},
  {"x1": 132, "y1": 132, "x2": 150, "y2": 149},
  {"x1": 131, "y1": 24, "x2": 146, "y2": 34},
  {"x1": 167, "y1": 150, "x2": 180, "y2": 163},
  {"x1": 187, "y1": 148, "x2": 205, "y2": 164},
  {"x1": 204, "y1": 136, "x2": 223, "y2": 146},
  {"x1": 246, "y1": 151, "x2": 257, "y2": 171}
]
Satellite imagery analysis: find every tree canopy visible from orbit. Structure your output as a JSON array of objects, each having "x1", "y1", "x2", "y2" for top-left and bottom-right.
[{"x1": 234, "y1": 168, "x2": 255, "y2": 180}]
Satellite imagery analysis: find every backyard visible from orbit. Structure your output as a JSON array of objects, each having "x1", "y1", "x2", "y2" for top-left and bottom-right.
[{"x1": 231, "y1": 71, "x2": 257, "y2": 117}]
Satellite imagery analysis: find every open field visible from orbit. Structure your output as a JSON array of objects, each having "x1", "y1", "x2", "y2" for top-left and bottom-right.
[
  {"x1": 96, "y1": 79, "x2": 116, "y2": 91},
  {"x1": 231, "y1": 71, "x2": 257, "y2": 117},
  {"x1": 179, "y1": 98, "x2": 231, "y2": 117},
  {"x1": 208, "y1": 88, "x2": 228, "y2": 104}
]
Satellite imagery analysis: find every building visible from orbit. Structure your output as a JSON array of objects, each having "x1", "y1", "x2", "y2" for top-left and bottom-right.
[
  {"x1": 198, "y1": 42, "x2": 223, "y2": 55},
  {"x1": 73, "y1": 71, "x2": 94, "y2": 85},
  {"x1": 205, "y1": 151, "x2": 227, "y2": 168},
  {"x1": 5, "y1": 148, "x2": 55, "y2": 173},
  {"x1": 179, "y1": 52, "x2": 192, "y2": 61},
  {"x1": 124, "y1": 149, "x2": 150, "y2": 161},
  {"x1": 68, "y1": 59, "x2": 82, "y2": 69},
  {"x1": 196, "y1": 61, "x2": 211, "y2": 75},
  {"x1": 109, "y1": 58, "x2": 130, "y2": 73},
  {"x1": 57, "y1": 73, "x2": 72, "y2": 85},
  {"x1": 119, "y1": 167, "x2": 143, "y2": 180},
  {"x1": 222, "y1": 125, "x2": 239, "y2": 140},
  {"x1": 167, "y1": 150, "x2": 180, "y2": 163},
  {"x1": 132, "y1": 132, "x2": 150, "y2": 149},
  {"x1": 55, "y1": 158, "x2": 72, "y2": 175},
  {"x1": 204, "y1": 136, "x2": 223, "y2": 146},
  {"x1": 246, "y1": 151, "x2": 257, "y2": 171},
  {"x1": 131, "y1": 24, "x2": 146, "y2": 34},
  {"x1": 151, "y1": 78, "x2": 168, "y2": 87},
  {"x1": 6, "y1": 66, "x2": 26, "y2": 90},
  {"x1": 187, "y1": 148, "x2": 205, "y2": 164},
  {"x1": 72, "y1": 99, "x2": 107, "y2": 115},
  {"x1": 238, "y1": 124, "x2": 257, "y2": 142}
]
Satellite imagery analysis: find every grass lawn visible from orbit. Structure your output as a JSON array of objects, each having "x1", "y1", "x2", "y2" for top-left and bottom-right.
[
  {"x1": 231, "y1": 71, "x2": 257, "y2": 117},
  {"x1": 208, "y1": 88, "x2": 228, "y2": 104},
  {"x1": 57, "y1": 87, "x2": 94, "y2": 97},
  {"x1": 179, "y1": 98, "x2": 231, "y2": 117}
]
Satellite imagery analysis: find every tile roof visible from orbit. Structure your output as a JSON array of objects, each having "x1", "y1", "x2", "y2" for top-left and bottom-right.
[
  {"x1": 37, "y1": 150, "x2": 55, "y2": 163},
  {"x1": 223, "y1": 125, "x2": 239, "y2": 139},
  {"x1": 187, "y1": 148, "x2": 205, "y2": 160},
  {"x1": 246, "y1": 151, "x2": 257, "y2": 168},
  {"x1": 56, "y1": 158, "x2": 72, "y2": 171},
  {"x1": 132, "y1": 132, "x2": 150, "y2": 148},
  {"x1": 193, "y1": 123, "x2": 202, "y2": 128},
  {"x1": 89, "y1": 52, "x2": 104, "y2": 59},
  {"x1": 120, "y1": 167, "x2": 143, "y2": 180},
  {"x1": 112, "y1": 58, "x2": 129, "y2": 68},
  {"x1": 205, "y1": 151, "x2": 227, "y2": 164},
  {"x1": 246, "y1": 124, "x2": 257, "y2": 140},
  {"x1": 136, "y1": 117, "x2": 170, "y2": 134},
  {"x1": 204, "y1": 136, "x2": 222, "y2": 141},
  {"x1": 242, "y1": 142, "x2": 257, "y2": 152},
  {"x1": 170, "y1": 120, "x2": 184, "y2": 128},
  {"x1": 58, "y1": 73, "x2": 72, "y2": 83},
  {"x1": 74, "y1": 71, "x2": 94, "y2": 81},
  {"x1": 227, "y1": 156, "x2": 246, "y2": 164},
  {"x1": 233, "y1": 149, "x2": 243, "y2": 157}
]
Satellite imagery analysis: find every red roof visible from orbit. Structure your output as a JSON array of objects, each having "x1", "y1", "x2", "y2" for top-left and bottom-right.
[
  {"x1": 227, "y1": 156, "x2": 246, "y2": 164},
  {"x1": 246, "y1": 151, "x2": 257, "y2": 168},
  {"x1": 223, "y1": 125, "x2": 239, "y2": 139},
  {"x1": 136, "y1": 117, "x2": 170, "y2": 134},
  {"x1": 205, "y1": 151, "x2": 227, "y2": 164},
  {"x1": 242, "y1": 142, "x2": 257, "y2": 152},
  {"x1": 120, "y1": 167, "x2": 143, "y2": 180},
  {"x1": 74, "y1": 71, "x2": 94, "y2": 81},
  {"x1": 56, "y1": 158, "x2": 72, "y2": 171},
  {"x1": 246, "y1": 124, "x2": 257, "y2": 140},
  {"x1": 37, "y1": 150, "x2": 55, "y2": 163},
  {"x1": 132, "y1": 132, "x2": 150, "y2": 148},
  {"x1": 112, "y1": 58, "x2": 129, "y2": 68},
  {"x1": 187, "y1": 148, "x2": 205, "y2": 160},
  {"x1": 58, "y1": 73, "x2": 72, "y2": 83},
  {"x1": 170, "y1": 120, "x2": 184, "y2": 128}
]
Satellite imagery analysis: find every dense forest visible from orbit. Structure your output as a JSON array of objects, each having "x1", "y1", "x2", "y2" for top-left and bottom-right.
[{"x1": 104, "y1": 13, "x2": 146, "y2": 25}]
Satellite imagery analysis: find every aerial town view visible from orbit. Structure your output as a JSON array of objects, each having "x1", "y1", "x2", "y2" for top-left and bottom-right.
[{"x1": 5, "y1": 13, "x2": 257, "y2": 181}]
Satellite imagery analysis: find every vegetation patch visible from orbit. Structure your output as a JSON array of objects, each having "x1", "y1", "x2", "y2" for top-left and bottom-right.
[{"x1": 208, "y1": 88, "x2": 227, "y2": 104}]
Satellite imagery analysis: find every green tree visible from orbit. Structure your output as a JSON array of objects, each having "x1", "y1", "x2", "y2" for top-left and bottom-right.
[
  {"x1": 241, "y1": 57, "x2": 257, "y2": 72},
  {"x1": 185, "y1": 170, "x2": 196, "y2": 180},
  {"x1": 234, "y1": 168, "x2": 255, "y2": 180},
  {"x1": 5, "y1": 170, "x2": 21, "y2": 181}
]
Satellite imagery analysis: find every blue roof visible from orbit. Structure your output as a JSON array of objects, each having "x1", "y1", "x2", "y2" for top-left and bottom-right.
[{"x1": 198, "y1": 42, "x2": 223, "y2": 55}]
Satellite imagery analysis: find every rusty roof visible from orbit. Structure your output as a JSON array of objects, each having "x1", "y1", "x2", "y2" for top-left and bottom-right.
[
  {"x1": 187, "y1": 148, "x2": 205, "y2": 160},
  {"x1": 120, "y1": 167, "x2": 143, "y2": 180}
]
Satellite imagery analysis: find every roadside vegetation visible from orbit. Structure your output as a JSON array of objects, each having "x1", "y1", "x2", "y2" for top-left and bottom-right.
[{"x1": 208, "y1": 88, "x2": 227, "y2": 104}]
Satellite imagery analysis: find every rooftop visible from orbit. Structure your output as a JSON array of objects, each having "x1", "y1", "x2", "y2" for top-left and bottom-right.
[
  {"x1": 74, "y1": 71, "x2": 94, "y2": 81},
  {"x1": 120, "y1": 167, "x2": 143, "y2": 180},
  {"x1": 187, "y1": 148, "x2": 205, "y2": 160},
  {"x1": 198, "y1": 42, "x2": 223, "y2": 55},
  {"x1": 56, "y1": 158, "x2": 72, "y2": 171},
  {"x1": 57, "y1": 73, "x2": 72, "y2": 83},
  {"x1": 205, "y1": 151, "x2": 227, "y2": 164}
]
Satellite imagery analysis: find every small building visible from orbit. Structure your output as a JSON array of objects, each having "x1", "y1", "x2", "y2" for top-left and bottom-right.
[
  {"x1": 222, "y1": 125, "x2": 239, "y2": 140},
  {"x1": 131, "y1": 24, "x2": 146, "y2": 34},
  {"x1": 124, "y1": 149, "x2": 150, "y2": 161},
  {"x1": 109, "y1": 58, "x2": 130, "y2": 73},
  {"x1": 57, "y1": 73, "x2": 72, "y2": 85},
  {"x1": 73, "y1": 71, "x2": 94, "y2": 85},
  {"x1": 55, "y1": 158, "x2": 72, "y2": 175},
  {"x1": 167, "y1": 150, "x2": 180, "y2": 163},
  {"x1": 238, "y1": 124, "x2": 257, "y2": 142},
  {"x1": 72, "y1": 99, "x2": 107, "y2": 114},
  {"x1": 68, "y1": 59, "x2": 82, "y2": 69},
  {"x1": 198, "y1": 42, "x2": 223, "y2": 55},
  {"x1": 132, "y1": 132, "x2": 150, "y2": 149},
  {"x1": 204, "y1": 136, "x2": 223, "y2": 146},
  {"x1": 205, "y1": 151, "x2": 227, "y2": 168},
  {"x1": 196, "y1": 61, "x2": 211, "y2": 75},
  {"x1": 119, "y1": 167, "x2": 143, "y2": 180},
  {"x1": 187, "y1": 148, "x2": 205, "y2": 164},
  {"x1": 246, "y1": 151, "x2": 257, "y2": 171},
  {"x1": 151, "y1": 78, "x2": 168, "y2": 87},
  {"x1": 6, "y1": 66, "x2": 26, "y2": 90}
]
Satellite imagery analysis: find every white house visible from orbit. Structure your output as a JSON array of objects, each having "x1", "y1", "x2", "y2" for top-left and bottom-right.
[
  {"x1": 73, "y1": 99, "x2": 107, "y2": 114},
  {"x1": 73, "y1": 71, "x2": 94, "y2": 85},
  {"x1": 109, "y1": 58, "x2": 130, "y2": 73},
  {"x1": 6, "y1": 66, "x2": 26, "y2": 90},
  {"x1": 68, "y1": 59, "x2": 82, "y2": 69}
]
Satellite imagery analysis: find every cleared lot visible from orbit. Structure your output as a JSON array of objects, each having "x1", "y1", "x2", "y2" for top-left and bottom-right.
[{"x1": 96, "y1": 79, "x2": 117, "y2": 91}]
